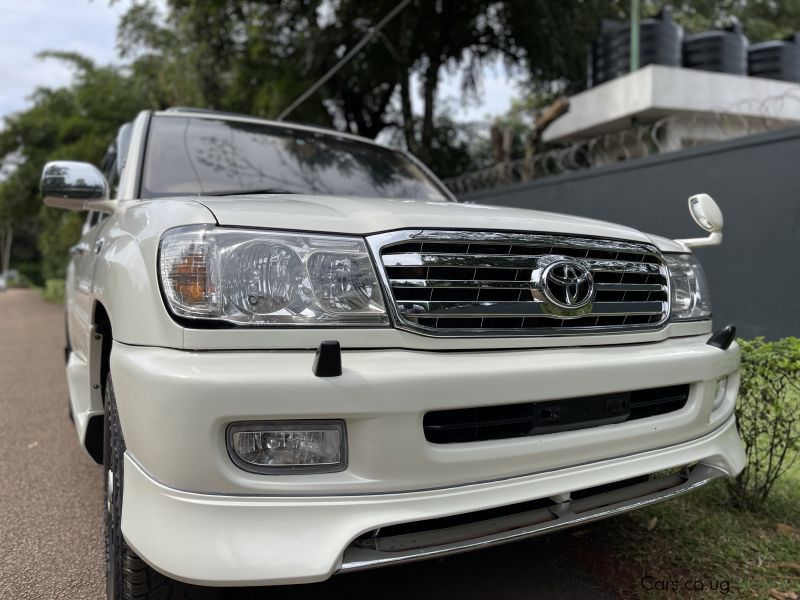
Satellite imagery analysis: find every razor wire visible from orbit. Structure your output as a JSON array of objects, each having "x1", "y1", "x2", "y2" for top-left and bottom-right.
[{"x1": 443, "y1": 87, "x2": 800, "y2": 195}]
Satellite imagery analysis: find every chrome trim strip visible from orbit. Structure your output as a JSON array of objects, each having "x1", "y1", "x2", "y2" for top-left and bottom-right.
[
  {"x1": 367, "y1": 229, "x2": 671, "y2": 337},
  {"x1": 393, "y1": 279, "x2": 534, "y2": 289},
  {"x1": 391, "y1": 279, "x2": 665, "y2": 292},
  {"x1": 383, "y1": 252, "x2": 547, "y2": 268},
  {"x1": 383, "y1": 253, "x2": 661, "y2": 273},
  {"x1": 338, "y1": 464, "x2": 725, "y2": 574},
  {"x1": 383, "y1": 229, "x2": 662, "y2": 254},
  {"x1": 397, "y1": 300, "x2": 664, "y2": 318},
  {"x1": 586, "y1": 259, "x2": 662, "y2": 273},
  {"x1": 596, "y1": 282, "x2": 666, "y2": 292}
]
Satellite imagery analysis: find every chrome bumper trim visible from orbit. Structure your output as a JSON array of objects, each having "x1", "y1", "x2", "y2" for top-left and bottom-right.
[{"x1": 338, "y1": 463, "x2": 725, "y2": 573}]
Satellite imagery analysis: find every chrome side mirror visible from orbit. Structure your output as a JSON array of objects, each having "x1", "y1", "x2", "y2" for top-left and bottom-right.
[
  {"x1": 676, "y1": 193, "x2": 723, "y2": 248},
  {"x1": 41, "y1": 161, "x2": 109, "y2": 211}
]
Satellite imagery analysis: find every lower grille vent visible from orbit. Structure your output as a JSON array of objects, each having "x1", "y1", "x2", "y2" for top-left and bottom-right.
[{"x1": 424, "y1": 385, "x2": 690, "y2": 444}]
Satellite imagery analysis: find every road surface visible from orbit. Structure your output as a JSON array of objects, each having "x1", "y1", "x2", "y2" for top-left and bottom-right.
[{"x1": 0, "y1": 289, "x2": 616, "y2": 599}]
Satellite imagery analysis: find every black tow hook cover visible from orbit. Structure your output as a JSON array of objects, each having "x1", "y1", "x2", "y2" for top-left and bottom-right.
[
  {"x1": 707, "y1": 325, "x2": 736, "y2": 350},
  {"x1": 313, "y1": 341, "x2": 342, "y2": 377}
]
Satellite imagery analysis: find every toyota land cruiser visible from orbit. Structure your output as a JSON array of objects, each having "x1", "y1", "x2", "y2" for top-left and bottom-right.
[{"x1": 41, "y1": 107, "x2": 745, "y2": 599}]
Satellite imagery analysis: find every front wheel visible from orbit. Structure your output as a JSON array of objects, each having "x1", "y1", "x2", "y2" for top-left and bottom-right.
[{"x1": 103, "y1": 376, "x2": 218, "y2": 600}]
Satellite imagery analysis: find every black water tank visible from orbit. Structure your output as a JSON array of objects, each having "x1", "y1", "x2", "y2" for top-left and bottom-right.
[
  {"x1": 589, "y1": 7, "x2": 683, "y2": 87},
  {"x1": 749, "y1": 33, "x2": 800, "y2": 82},
  {"x1": 683, "y1": 23, "x2": 748, "y2": 75}
]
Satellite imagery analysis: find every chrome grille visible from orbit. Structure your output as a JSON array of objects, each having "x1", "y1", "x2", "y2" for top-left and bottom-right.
[{"x1": 369, "y1": 230, "x2": 670, "y2": 336}]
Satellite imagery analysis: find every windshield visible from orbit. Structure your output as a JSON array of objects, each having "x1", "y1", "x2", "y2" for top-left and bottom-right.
[{"x1": 141, "y1": 115, "x2": 448, "y2": 201}]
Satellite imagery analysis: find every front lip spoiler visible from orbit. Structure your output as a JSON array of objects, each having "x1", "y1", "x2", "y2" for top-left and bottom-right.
[{"x1": 338, "y1": 463, "x2": 725, "y2": 574}]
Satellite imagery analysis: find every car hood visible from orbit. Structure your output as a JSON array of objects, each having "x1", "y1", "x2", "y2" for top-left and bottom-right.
[{"x1": 190, "y1": 194, "x2": 670, "y2": 248}]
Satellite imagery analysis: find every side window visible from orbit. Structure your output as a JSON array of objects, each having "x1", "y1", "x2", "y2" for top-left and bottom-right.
[
  {"x1": 100, "y1": 143, "x2": 119, "y2": 195},
  {"x1": 99, "y1": 123, "x2": 133, "y2": 199},
  {"x1": 82, "y1": 211, "x2": 100, "y2": 236}
]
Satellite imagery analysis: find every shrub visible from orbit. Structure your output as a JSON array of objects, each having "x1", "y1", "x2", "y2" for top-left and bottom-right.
[
  {"x1": 727, "y1": 337, "x2": 800, "y2": 509},
  {"x1": 42, "y1": 278, "x2": 66, "y2": 304}
]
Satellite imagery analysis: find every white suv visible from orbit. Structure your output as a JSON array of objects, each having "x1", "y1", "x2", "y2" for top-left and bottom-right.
[{"x1": 42, "y1": 108, "x2": 745, "y2": 599}]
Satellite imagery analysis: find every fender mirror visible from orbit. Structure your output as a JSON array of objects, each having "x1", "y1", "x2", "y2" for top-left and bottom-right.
[{"x1": 676, "y1": 193, "x2": 723, "y2": 248}]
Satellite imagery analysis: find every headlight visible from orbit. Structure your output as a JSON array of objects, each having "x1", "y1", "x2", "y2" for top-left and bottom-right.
[
  {"x1": 664, "y1": 253, "x2": 711, "y2": 321},
  {"x1": 227, "y1": 420, "x2": 347, "y2": 474},
  {"x1": 159, "y1": 225, "x2": 388, "y2": 325}
]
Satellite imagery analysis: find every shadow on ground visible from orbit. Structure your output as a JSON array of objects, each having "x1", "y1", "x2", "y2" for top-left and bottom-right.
[{"x1": 221, "y1": 529, "x2": 618, "y2": 600}]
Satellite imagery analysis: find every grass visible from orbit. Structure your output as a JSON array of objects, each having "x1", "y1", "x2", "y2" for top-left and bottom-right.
[
  {"x1": 41, "y1": 278, "x2": 65, "y2": 303},
  {"x1": 581, "y1": 345, "x2": 800, "y2": 598},
  {"x1": 566, "y1": 460, "x2": 800, "y2": 598}
]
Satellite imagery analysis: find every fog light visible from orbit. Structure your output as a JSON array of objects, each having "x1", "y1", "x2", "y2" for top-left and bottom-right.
[
  {"x1": 712, "y1": 377, "x2": 728, "y2": 411},
  {"x1": 227, "y1": 420, "x2": 347, "y2": 474}
]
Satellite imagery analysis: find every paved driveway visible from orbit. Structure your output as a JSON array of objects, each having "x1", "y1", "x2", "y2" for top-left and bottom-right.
[{"x1": 0, "y1": 289, "x2": 616, "y2": 600}]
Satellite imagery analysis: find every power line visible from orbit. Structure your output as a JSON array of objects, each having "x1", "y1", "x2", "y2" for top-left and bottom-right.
[{"x1": 276, "y1": 0, "x2": 413, "y2": 121}]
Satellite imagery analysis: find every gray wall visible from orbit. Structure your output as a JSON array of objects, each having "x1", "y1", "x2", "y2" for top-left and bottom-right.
[{"x1": 462, "y1": 127, "x2": 800, "y2": 339}]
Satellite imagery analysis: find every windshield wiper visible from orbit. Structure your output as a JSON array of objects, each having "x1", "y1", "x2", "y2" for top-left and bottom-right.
[{"x1": 203, "y1": 188, "x2": 297, "y2": 196}]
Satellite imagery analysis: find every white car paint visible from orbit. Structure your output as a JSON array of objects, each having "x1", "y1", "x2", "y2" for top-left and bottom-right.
[
  {"x1": 122, "y1": 416, "x2": 743, "y2": 586},
  {"x1": 195, "y1": 194, "x2": 655, "y2": 242},
  {"x1": 110, "y1": 335, "x2": 741, "y2": 496},
  {"x1": 55, "y1": 108, "x2": 745, "y2": 588}
]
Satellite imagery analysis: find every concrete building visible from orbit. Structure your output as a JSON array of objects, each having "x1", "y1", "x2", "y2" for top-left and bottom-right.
[{"x1": 543, "y1": 64, "x2": 800, "y2": 165}]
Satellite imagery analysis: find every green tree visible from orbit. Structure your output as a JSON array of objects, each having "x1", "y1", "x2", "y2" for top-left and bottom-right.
[
  {"x1": 115, "y1": 0, "x2": 630, "y2": 168},
  {"x1": 0, "y1": 54, "x2": 150, "y2": 283},
  {"x1": 486, "y1": 0, "x2": 800, "y2": 168},
  {"x1": 663, "y1": 0, "x2": 800, "y2": 42},
  {"x1": 6, "y1": 0, "x2": 800, "y2": 283}
]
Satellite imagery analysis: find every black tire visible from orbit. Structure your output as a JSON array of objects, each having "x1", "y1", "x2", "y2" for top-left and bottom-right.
[
  {"x1": 64, "y1": 312, "x2": 71, "y2": 365},
  {"x1": 103, "y1": 377, "x2": 220, "y2": 600},
  {"x1": 65, "y1": 315, "x2": 73, "y2": 422}
]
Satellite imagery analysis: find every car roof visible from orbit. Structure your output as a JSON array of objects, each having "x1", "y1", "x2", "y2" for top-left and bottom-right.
[{"x1": 155, "y1": 107, "x2": 389, "y2": 150}]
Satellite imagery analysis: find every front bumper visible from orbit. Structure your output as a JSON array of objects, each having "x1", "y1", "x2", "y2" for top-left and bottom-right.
[
  {"x1": 122, "y1": 416, "x2": 743, "y2": 586},
  {"x1": 111, "y1": 335, "x2": 741, "y2": 496},
  {"x1": 110, "y1": 334, "x2": 745, "y2": 585}
]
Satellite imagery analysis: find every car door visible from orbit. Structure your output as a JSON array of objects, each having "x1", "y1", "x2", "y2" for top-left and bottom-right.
[{"x1": 68, "y1": 210, "x2": 107, "y2": 362}]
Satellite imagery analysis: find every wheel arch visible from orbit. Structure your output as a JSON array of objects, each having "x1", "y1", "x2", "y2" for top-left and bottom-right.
[{"x1": 84, "y1": 299, "x2": 113, "y2": 464}]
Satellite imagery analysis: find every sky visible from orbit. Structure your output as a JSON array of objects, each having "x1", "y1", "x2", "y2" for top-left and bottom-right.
[
  {"x1": 0, "y1": 0, "x2": 131, "y2": 119},
  {"x1": 0, "y1": 0, "x2": 520, "y2": 125}
]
